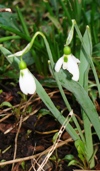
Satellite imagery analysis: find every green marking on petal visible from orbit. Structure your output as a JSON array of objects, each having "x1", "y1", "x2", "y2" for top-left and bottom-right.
[
  {"x1": 64, "y1": 55, "x2": 68, "y2": 62},
  {"x1": 20, "y1": 71, "x2": 24, "y2": 77}
]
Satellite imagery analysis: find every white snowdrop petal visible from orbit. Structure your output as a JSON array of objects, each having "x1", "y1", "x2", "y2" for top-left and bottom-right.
[
  {"x1": 19, "y1": 68, "x2": 36, "y2": 95},
  {"x1": 55, "y1": 53, "x2": 80, "y2": 81},
  {"x1": 70, "y1": 54, "x2": 80, "y2": 64},
  {"x1": 26, "y1": 76, "x2": 36, "y2": 94},
  {"x1": 62, "y1": 62, "x2": 67, "y2": 70},
  {"x1": 66, "y1": 56, "x2": 80, "y2": 81},
  {"x1": 71, "y1": 65, "x2": 79, "y2": 81},
  {"x1": 19, "y1": 73, "x2": 28, "y2": 95},
  {"x1": 55, "y1": 57, "x2": 63, "y2": 72}
]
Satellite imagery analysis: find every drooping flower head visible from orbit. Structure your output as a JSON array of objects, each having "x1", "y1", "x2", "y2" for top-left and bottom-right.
[
  {"x1": 19, "y1": 60, "x2": 36, "y2": 95},
  {"x1": 55, "y1": 46, "x2": 80, "y2": 81}
]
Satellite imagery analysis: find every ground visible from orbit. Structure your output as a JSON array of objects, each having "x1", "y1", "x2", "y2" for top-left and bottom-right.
[{"x1": 0, "y1": 81, "x2": 100, "y2": 171}]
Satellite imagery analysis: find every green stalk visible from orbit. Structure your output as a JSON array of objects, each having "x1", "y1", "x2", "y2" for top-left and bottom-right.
[
  {"x1": 6, "y1": 30, "x2": 100, "y2": 141},
  {"x1": 42, "y1": 34, "x2": 72, "y2": 111},
  {"x1": 59, "y1": 0, "x2": 72, "y2": 25},
  {"x1": 9, "y1": 31, "x2": 72, "y2": 111},
  {"x1": 0, "y1": 45, "x2": 79, "y2": 141},
  {"x1": 54, "y1": 73, "x2": 72, "y2": 111},
  {"x1": 16, "y1": 6, "x2": 45, "y2": 74},
  {"x1": 0, "y1": 24, "x2": 30, "y2": 41},
  {"x1": 0, "y1": 36, "x2": 21, "y2": 42},
  {"x1": 44, "y1": 1, "x2": 54, "y2": 16},
  {"x1": 16, "y1": 6, "x2": 30, "y2": 37}
]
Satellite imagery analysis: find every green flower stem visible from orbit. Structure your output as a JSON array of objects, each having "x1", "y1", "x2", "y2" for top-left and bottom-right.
[
  {"x1": 2, "y1": 32, "x2": 78, "y2": 139},
  {"x1": 54, "y1": 72, "x2": 71, "y2": 111},
  {"x1": 40, "y1": 34, "x2": 72, "y2": 111},
  {"x1": 10, "y1": 31, "x2": 72, "y2": 112},
  {"x1": 42, "y1": 33, "x2": 72, "y2": 112}
]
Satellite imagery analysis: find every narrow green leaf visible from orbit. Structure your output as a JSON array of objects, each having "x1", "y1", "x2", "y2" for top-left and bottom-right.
[
  {"x1": 79, "y1": 27, "x2": 95, "y2": 168},
  {"x1": 57, "y1": 70, "x2": 100, "y2": 139},
  {"x1": 66, "y1": 23, "x2": 74, "y2": 46},
  {"x1": 0, "y1": 45, "x2": 79, "y2": 141},
  {"x1": 47, "y1": 13, "x2": 63, "y2": 33},
  {"x1": 35, "y1": 77, "x2": 79, "y2": 140},
  {"x1": 74, "y1": 21, "x2": 100, "y2": 97},
  {"x1": 0, "y1": 36, "x2": 20, "y2": 43},
  {"x1": 0, "y1": 24, "x2": 30, "y2": 41},
  {"x1": 0, "y1": 45, "x2": 20, "y2": 69},
  {"x1": 16, "y1": 6, "x2": 30, "y2": 37}
]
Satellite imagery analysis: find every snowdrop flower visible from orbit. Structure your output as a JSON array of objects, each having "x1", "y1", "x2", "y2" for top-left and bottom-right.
[
  {"x1": 55, "y1": 46, "x2": 80, "y2": 81},
  {"x1": 19, "y1": 60, "x2": 36, "y2": 95}
]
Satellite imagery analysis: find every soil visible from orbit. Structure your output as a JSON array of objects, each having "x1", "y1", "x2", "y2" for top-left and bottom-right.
[{"x1": 0, "y1": 81, "x2": 100, "y2": 171}]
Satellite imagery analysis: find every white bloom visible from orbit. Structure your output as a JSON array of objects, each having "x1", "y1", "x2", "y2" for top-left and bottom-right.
[
  {"x1": 55, "y1": 54, "x2": 80, "y2": 81},
  {"x1": 19, "y1": 68, "x2": 36, "y2": 95}
]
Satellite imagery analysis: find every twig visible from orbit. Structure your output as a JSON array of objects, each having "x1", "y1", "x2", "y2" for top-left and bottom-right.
[
  {"x1": 36, "y1": 110, "x2": 73, "y2": 171},
  {"x1": 4, "y1": 108, "x2": 40, "y2": 134},
  {"x1": 0, "y1": 137, "x2": 73, "y2": 166},
  {"x1": 0, "y1": 113, "x2": 12, "y2": 122},
  {"x1": 11, "y1": 115, "x2": 23, "y2": 171},
  {"x1": 0, "y1": 90, "x2": 59, "y2": 115}
]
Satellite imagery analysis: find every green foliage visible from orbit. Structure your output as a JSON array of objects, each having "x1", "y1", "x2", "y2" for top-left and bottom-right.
[
  {"x1": 65, "y1": 139, "x2": 98, "y2": 169},
  {"x1": 38, "y1": 109, "x2": 51, "y2": 118},
  {"x1": 0, "y1": 1, "x2": 100, "y2": 170},
  {"x1": 0, "y1": 101, "x2": 12, "y2": 108},
  {"x1": 0, "y1": 1, "x2": 100, "y2": 77}
]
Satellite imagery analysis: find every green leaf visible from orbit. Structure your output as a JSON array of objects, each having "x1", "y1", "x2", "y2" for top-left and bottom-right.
[
  {"x1": 20, "y1": 161, "x2": 26, "y2": 170},
  {"x1": 52, "y1": 132, "x2": 59, "y2": 143},
  {"x1": 68, "y1": 159, "x2": 80, "y2": 167},
  {"x1": 57, "y1": 70, "x2": 100, "y2": 139},
  {"x1": 35, "y1": 77, "x2": 79, "y2": 140},
  {"x1": 40, "y1": 78, "x2": 57, "y2": 87},
  {"x1": 79, "y1": 29, "x2": 91, "y2": 88},
  {"x1": 23, "y1": 52, "x2": 34, "y2": 65},
  {"x1": 79, "y1": 25, "x2": 94, "y2": 168},
  {"x1": 47, "y1": 13, "x2": 63, "y2": 33},
  {"x1": 38, "y1": 109, "x2": 51, "y2": 118},
  {"x1": 0, "y1": 12, "x2": 20, "y2": 31},
  {"x1": 0, "y1": 45, "x2": 20, "y2": 69},
  {"x1": 0, "y1": 101, "x2": 12, "y2": 108},
  {"x1": 1, "y1": 40, "x2": 78, "y2": 141},
  {"x1": 66, "y1": 23, "x2": 74, "y2": 46},
  {"x1": 64, "y1": 154, "x2": 75, "y2": 161},
  {"x1": 75, "y1": 139, "x2": 85, "y2": 154},
  {"x1": 74, "y1": 22, "x2": 100, "y2": 96}
]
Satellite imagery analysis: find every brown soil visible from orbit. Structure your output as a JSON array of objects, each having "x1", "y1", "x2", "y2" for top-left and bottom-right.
[{"x1": 0, "y1": 82, "x2": 100, "y2": 171}]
